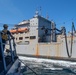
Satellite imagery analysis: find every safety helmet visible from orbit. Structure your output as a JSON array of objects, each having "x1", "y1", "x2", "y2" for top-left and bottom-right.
[{"x1": 3, "y1": 24, "x2": 8, "y2": 28}]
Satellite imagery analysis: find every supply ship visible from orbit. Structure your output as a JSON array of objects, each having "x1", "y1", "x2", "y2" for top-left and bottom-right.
[
  {"x1": 1, "y1": 11, "x2": 76, "y2": 75},
  {"x1": 3, "y1": 11, "x2": 76, "y2": 74},
  {"x1": 9, "y1": 11, "x2": 76, "y2": 61}
]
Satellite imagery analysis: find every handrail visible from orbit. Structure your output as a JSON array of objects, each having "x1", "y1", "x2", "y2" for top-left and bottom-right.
[
  {"x1": 8, "y1": 35, "x2": 14, "y2": 62},
  {"x1": 0, "y1": 31, "x2": 7, "y2": 71},
  {"x1": 12, "y1": 38, "x2": 17, "y2": 57},
  {"x1": 0, "y1": 31, "x2": 17, "y2": 73}
]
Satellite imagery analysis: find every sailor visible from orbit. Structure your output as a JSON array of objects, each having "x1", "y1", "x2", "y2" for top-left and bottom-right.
[{"x1": 0, "y1": 24, "x2": 14, "y2": 60}]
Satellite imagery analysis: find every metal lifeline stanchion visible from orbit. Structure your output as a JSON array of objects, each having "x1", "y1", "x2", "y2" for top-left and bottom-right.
[
  {"x1": 8, "y1": 35, "x2": 14, "y2": 62},
  {"x1": 12, "y1": 38, "x2": 17, "y2": 57},
  {"x1": 0, "y1": 31, "x2": 7, "y2": 71}
]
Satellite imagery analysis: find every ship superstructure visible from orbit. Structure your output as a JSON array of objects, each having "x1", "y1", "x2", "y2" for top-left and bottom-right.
[{"x1": 9, "y1": 13, "x2": 76, "y2": 59}]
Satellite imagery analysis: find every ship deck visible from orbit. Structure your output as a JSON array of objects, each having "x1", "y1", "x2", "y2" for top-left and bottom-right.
[{"x1": 0, "y1": 56, "x2": 17, "y2": 75}]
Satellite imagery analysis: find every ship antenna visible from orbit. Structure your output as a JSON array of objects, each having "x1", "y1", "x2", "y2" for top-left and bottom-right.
[
  {"x1": 40, "y1": 6, "x2": 42, "y2": 16},
  {"x1": 35, "y1": 8, "x2": 39, "y2": 16},
  {"x1": 46, "y1": 12, "x2": 49, "y2": 19}
]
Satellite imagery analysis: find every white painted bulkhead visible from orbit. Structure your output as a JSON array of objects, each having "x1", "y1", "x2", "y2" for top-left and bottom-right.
[{"x1": 16, "y1": 38, "x2": 76, "y2": 58}]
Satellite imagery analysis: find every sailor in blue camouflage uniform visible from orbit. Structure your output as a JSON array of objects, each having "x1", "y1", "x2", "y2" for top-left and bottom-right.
[{"x1": 0, "y1": 24, "x2": 14, "y2": 60}]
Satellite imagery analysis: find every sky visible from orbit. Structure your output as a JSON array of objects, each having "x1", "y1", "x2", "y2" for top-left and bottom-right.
[{"x1": 0, "y1": 0, "x2": 76, "y2": 32}]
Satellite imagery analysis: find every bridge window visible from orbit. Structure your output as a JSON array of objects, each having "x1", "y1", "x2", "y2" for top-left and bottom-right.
[
  {"x1": 25, "y1": 37, "x2": 29, "y2": 39},
  {"x1": 19, "y1": 37, "x2": 23, "y2": 40},
  {"x1": 30, "y1": 36, "x2": 36, "y2": 39}
]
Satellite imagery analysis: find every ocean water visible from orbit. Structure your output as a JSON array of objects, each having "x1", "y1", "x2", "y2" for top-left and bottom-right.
[
  {"x1": 23, "y1": 69, "x2": 75, "y2": 75},
  {"x1": 19, "y1": 56, "x2": 76, "y2": 75}
]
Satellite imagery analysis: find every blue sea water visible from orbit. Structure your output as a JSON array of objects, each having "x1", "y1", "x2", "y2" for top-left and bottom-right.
[{"x1": 19, "y1": 57, "x2": 76, "y2": 75}]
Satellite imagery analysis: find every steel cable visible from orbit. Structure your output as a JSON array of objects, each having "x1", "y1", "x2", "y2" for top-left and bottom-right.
[{"x1": 18, "y1": 58, "x2": 39, "y2": 75}]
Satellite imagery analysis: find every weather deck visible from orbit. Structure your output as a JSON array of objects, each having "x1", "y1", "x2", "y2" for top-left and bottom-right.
[{"x1": 0, "y1": 56, "x2": 17, "y2": 75}]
